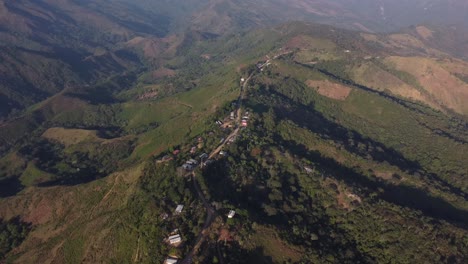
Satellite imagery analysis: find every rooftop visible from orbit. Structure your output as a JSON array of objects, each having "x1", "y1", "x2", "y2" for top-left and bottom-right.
[
  {"x1": 165, "y1": 258, "x2": 178, "y2": 264},
  {"x1": 175, "y1": 205, "x2": 184, "y2": 213},
  {"x1": 228, "y1": 210, "x2": 236, "y2": 218}
]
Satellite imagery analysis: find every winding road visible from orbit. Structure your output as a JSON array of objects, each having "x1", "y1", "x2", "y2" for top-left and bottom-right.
[
  {"x1": 179, "y1": 173, "x2": 216, "y2": 264},
  {"x1": 180, "y1": 72, "x2": 254, "y2": 264}
]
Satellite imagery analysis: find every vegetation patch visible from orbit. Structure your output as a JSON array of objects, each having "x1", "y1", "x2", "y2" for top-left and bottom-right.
[
  {"x1": 42, "y1": 128, "x2": 100, "y2": 147},
  {"x1": 20, "y1": 162, "x2": 54, "y2": 187},
  {"x1": 306, "y1": 79, "x2": 352, "y2": 100},
  {"x1": 0, "y1": 217, "x2": 31, "y2": 260},
  {"x1": 249, "y1": 225, "x2": 304, "y2": 263}
]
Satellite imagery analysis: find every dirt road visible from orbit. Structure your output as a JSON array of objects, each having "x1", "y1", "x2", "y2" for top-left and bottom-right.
[
  {"x1": 180, "y1": 72, "x2": 254, "y2": 263},
  {"x1": 180, "y1": 173, "x2": 216, "y2": 264}
]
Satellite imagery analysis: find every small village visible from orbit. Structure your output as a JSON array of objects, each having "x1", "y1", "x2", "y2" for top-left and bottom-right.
[
  {"x1": 157, "y1": 74, "x2": 256, "y2": 264},
  {"x1": 153, "y1": 54, "x2": 282, "y2": 263}
]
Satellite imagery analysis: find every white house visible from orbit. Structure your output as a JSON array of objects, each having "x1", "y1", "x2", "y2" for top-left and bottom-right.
[
  {"x1": 175, "y1": 205, "x2": 184, "y2": 214},
  {"x1": 228, "y1": 210, "x2": 236, "y2": 218},
  {"x1": 168, "y1": 234, "x2": 182, "y2": 245},
  {"x1": 164, "y1": 257, "x2": 178, "y2": 264}
]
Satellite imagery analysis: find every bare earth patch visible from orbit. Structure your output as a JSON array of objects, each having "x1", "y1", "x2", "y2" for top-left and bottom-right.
[
  {"x1": 375, "y1": 171, "x2": 394, "y2": 180},
  {"x1": 415, "y1": 26, "x2": 433, "y2": 39},
  {"x1": 306, "y1": 79, "x2": 352, "y2": 100},
  {"x1": 137, "y1": 90, "x2": 159, "y2": 100},
  {"x1": 23, "y1": 198, "x2": 53, "y2": 225},
  {"x1": 351, "y1": 62, "x2": 434, "y2": 107},
  {"x1": 324, "y1": 179, "x2": 362, "y2": 211},
  {"x1": 218, "y1": 228, "x2": 234, "y2": 242},
  {"x1": 361, "y1": 33, "x2": 379, "y2": 42},
  {"x1": 386, "y1": 56, "x2": 468, "y2": 115},
  {"x1": 285, "y1": 35, "x2": 335, "y2": 51},
  {"x1": 151, "y1": 67, "x2": 176, "y2": 79}
]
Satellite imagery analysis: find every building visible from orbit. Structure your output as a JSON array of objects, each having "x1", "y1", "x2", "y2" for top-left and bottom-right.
[
  {"x1": 304, "y1": 166, "x2": 313, "y2": 173},
  {"x1": 230, "y1": 112, "x2": 235, "y2": 119},
  {"x1": 187, "y1": 159, "x2": 198, "y2": 165},
  {"x1": 168, "y1": 234, "x2": 182, "y2": 245},
  {"x1": 182, "y1": 164, "x2": 194, "y2": 171},
  {"x1": 199, "y1": 153, "x2": 208, "y2": 159},
  {"x1": 164, "y1": 257, "x2": 178, "y2": 264},
  {"x1": 241, "y1": 120, "x2": 248, "y2": 127},
  {"x1": 228, "y1": 210, "x2": 236, "y2": 218},
  {"x1": 175, "y1": 205, "x2": 184, "y2": 214},
  {"x1": 219, "y1": 150, "x2": 227, "y2": 156}
]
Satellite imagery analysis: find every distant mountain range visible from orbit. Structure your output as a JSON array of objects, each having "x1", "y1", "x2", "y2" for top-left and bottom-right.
[
  {"x1": 1, "y1": 0, "x2": 468, "y2": 120},
  {"x1": 188, "y1": 0, "x2": 468, "y2": 33}
]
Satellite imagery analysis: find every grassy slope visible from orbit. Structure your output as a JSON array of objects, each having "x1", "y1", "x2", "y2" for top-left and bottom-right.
[{"x1": 0, "y1": 165, "x2": 143, "y2": 263}]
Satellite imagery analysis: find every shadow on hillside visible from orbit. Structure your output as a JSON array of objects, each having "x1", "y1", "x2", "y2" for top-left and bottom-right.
[
  {"x1": 219, "y1": 242, "x2": 274, "y2": 264},
  {"x1": 268, "y1": 89, "x2": 421, "y2": 173},
  {"x1": 262, "y1": 87, "x2": 468, "y2": 200},
  {"x1": 243, "y1": 82, "x2": 468, "y2": 227},
  {"x1": 279, "y1": 137, "x2": 468, "y2": 228},
  {"x1": 0, "y1": 177, "x2": 23, "y2": 198},
  {"x1": 37, "y1": 174, "x2": 102, "y2": 187},
  {"x1": 202, "y1": 161, "x2": 270, "y2": 210}
]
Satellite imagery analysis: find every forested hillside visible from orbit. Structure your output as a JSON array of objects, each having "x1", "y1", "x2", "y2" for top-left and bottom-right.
[{"x1": 0, "y1": 1, "x2": 467, "y2": 263}]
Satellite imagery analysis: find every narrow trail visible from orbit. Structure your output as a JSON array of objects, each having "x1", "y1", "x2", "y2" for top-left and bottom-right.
[
  {"x1": 133, "y1": 236, "x2": 141, "y2": 263},
  {"x1": 48, "y1": 240, "x2": 66, "y2": 264},
  {"x1": 208, "y1": 127, "x2": 239, "y2": 159},
  {"x1": 88, "y1": 174, "x2": 120, "y2": 219},
  {"x1": 177, "y1": 101, "x2": 194, "y2": 109}
]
